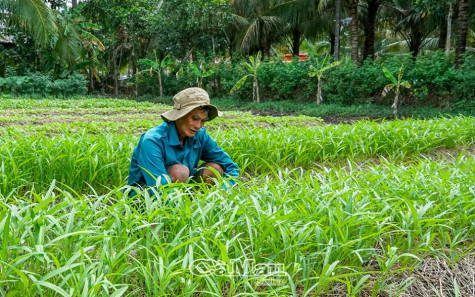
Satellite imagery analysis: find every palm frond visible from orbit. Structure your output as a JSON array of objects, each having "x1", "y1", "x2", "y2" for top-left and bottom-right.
[
  {"x1": 239, "y1": 20, "x2": 260, "y2": 52},
  {"x1": 11, "y1": 0, "x2": 58, "y2": 47},
  {"x1": 260, "y1": 16, "x2": 282, "y2": 35}
]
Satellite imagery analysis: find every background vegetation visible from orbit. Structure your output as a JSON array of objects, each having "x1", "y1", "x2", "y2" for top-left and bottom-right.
[
  {"x1": 0, "y1": 0, "x2": 474, "y2": 114},
  {"x1": 0, "y1": 98, "x2": 474, "y2": 296}
]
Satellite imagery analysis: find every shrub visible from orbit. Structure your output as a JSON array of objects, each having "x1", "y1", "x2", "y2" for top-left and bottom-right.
[
  {"x1": 0, "y1": 72, "x2": 53, "y2": 95},
  {"x1": 0, "y1": 72, "x2": 87, "y2": 97}
]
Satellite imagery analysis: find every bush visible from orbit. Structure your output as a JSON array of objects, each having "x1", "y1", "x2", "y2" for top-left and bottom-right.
[
  {"x1": 0, "y1": 72, "x2": 87, "y2": 97},
  {"x1": 452, "y1": 54, "x2": 475, "y2": 104},
  {"x1": 259, "y1": 60, "x2": 315, "y2": 101},
  {"x1": 0, "y1": 72, "x2": 53, "y2": 96},
  {"x1": 5, "y1": 52, "x2": 472, "y2": 110},
  {"x1": 52, "y1": 73, "x2": 88, "y2": 97}
]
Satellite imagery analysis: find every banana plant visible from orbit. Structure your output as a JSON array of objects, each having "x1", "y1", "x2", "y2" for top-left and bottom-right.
[
  {"x1": 382, "y1": 64, "x2": 412, "y2": 116},
  {"x1": 188, "y1": 62, "x2": 216, "y2": 88},
  {"x1": 138, "y1": 51, "x2": 174, "y2": 97},
  {"x1": 308, "y1": 53, "x2": 341, "y2": 105},
  {"x1": 230, "y1": 52, "x2": 262, "y2": 103}
]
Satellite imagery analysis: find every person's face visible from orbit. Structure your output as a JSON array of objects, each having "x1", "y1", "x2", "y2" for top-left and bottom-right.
[{"x1": 176, "y1": 108, "x2": 209, "y2": 141}]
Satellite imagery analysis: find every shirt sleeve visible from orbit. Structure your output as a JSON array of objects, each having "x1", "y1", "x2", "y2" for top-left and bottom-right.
[
  {"x1": 137, "y1": 137, "x2": 171, "y2": 187},
  {"x1": 200, "y1": 132, "x2": 240, "y2": 184}
]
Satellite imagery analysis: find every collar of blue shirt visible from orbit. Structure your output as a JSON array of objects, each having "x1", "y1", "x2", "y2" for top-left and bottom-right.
[
  {"x1": 167, "y1": 122, "x2": 199, "y2": 147},
  {"x1": 168, "y1": 122, "x2": 181, "y2": 146}
]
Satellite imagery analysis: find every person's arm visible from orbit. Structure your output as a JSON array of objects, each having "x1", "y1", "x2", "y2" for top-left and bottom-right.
[
  {"x1": 137, "y1": 137, "x2": 171, "y2": 187},
  {"x1": 200, "y1": 132, "x2": 239, "y2": 184}
]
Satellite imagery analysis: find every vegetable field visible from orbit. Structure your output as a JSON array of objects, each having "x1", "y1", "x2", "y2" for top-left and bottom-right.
[{"x1": 0, "y1": 98, "x2": 474, "y2": 297}]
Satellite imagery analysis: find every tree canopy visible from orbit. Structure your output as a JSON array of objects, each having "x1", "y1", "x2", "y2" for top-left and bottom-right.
[{"x1": 0, "y1": 0, "x2": 474, "y2": 94}]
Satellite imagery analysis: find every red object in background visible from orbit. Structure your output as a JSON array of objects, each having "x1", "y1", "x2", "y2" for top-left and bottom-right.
[
  {"x1": 298, "y1": 53, "x2": 309, "y2": 61},
  {"x1": 282, "y1": 53, "x2": 309, "y2": 63}
]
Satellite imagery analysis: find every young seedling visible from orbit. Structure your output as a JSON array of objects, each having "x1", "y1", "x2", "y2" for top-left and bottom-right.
[
  {"x1": 308, "y1": 53, "x2": 341, "y2": 105},
  {"x1": 382, "y1": 64, "x2": 412, "y2": 116},
  {"x1": 230, "y1": 52, "x2": 262, "y2": 103}
]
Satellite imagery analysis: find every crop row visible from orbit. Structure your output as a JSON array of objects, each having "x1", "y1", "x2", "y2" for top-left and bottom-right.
[
  {"x1": 0, "y1": 116, "x2": 473, "y2": 194},
  {"x1": 1, "y1": 155, "x2": 474, "y2": 296},
  {"x1": 0, "y1": 111, "x2": 321, "y2": 131},
  {"x1": 0, "y1": 98, "x2": 163, "y2": 109}
]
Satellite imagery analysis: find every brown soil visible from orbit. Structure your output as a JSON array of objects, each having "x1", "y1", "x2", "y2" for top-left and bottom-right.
[
  {"x1": 0, "y1": 109, "x2": 325, "y2": 127},
  {"x1": 251, "y1": 110, "x2": 298, "y2": 117},
  {"x1": 0, "y1": 110, "x2": 165, "y2": 117},
  {"x1": 326, "y1": 253, "x2": 475, "y2": 297},
  {"x1": 323, "y1": 115, "x2": 383, "y2": 124}
]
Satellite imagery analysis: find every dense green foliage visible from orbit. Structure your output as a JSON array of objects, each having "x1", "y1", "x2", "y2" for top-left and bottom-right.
[
  {"x1": 134, "y1": 52, "x2": 475, "y2": 110},
  {"x1": 0, "y1": 72, "x2": 87, "y2": 97},
  {"x1": 1, "y1": 0, "x2": 474, "y2": 107},
  {"x1": 2, "y1": 52, "x2": 475, "y2": 112},
  {"x1": 0, "y1": 98, "x2": 474, "y2": 296}
]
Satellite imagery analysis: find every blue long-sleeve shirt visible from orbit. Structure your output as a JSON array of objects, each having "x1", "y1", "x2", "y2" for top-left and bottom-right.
[{"x1": 128, "y1": 122, "x2": 239, "y2": 190}]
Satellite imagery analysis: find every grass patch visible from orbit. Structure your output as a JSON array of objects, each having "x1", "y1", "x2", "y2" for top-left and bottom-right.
[{"x1": 0, "y1": 97, "x2": 474, "y2": 296}]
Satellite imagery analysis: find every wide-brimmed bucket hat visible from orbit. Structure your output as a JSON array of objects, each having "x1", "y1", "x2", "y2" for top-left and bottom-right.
[{"x1": 161, "y1": 87, "x2": 222, "y2": 122}]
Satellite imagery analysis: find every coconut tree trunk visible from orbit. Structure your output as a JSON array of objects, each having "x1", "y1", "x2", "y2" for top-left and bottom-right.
[
  {"x1": 261, "y1": 34, "x2": 271, "y2": 57},
  {"x1": 409, "y1": 29, "x2": 423, "y2": 57},
  {"x1": 334, "y1": 0, "x2": 341, "y2": 60},
  {"x1": 362, "y1": 0, "x2": 381, "y2": 60},
  {"x1": 317, "y1": 77, "x2": 323, "y2": 105},
  {"x1": 445, "y1": 2, "x2": 454, "y2": 56},
  {"x1": 348, "y1": 0, "x2": 359, "y2": 62},
  {"x1": 292, "y1": 28, "x2": 301, "y2": 56},
  {"x1": 330, "y1": 32, "x2": 335, "y2": 56},
  {"x1": 455, "y1": 0, "x2": 469, "y2": 68},
  {"x1": 72, "y1": 0, "x2": 77, "y2": 8},
  {"x1": 438, "y1": 17, "x2": 447, "y2": 50}
]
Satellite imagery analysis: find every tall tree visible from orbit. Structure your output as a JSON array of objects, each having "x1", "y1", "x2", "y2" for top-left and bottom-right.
[
  {"x1": 390, "y1": 0, "x2": 435, "y2": 57},
  {"x1": 362, "y1": 0, "x2": 383, "y2": 60},
  {"x1": 455, "y1": 0, "x2": 470, "y2": 67},
  {"x1": 230, "y1": 0, "x2": 281, "y2": 56},
  {"x1": 0, "y1": 0, "x2": 58, "y2": 47},
  {"x1": 270, "y1": 0, "x2": 318, "y2": 56},
  {"x1": 334, "y1": 0, "x2": 342, "y2": 59},
  {"x1": 425, "y1": 0, "x2": 454, "y2": 55},
  {"x1": 445, "y1": 1, "x2": 455, "y2": 55},
  {"x1": 345, "y1": 0, "x2": 359, "y2": 62}
]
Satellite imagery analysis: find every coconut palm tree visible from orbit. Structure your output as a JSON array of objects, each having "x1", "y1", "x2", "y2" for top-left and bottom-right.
[
  {"x1": 361, "y1": 0, "x2": 384, "y2": 60},
  {"x1": 269, "y1": 0, "x2": 318, "y2": 56},
  {"x1": 455, "y1": 0, "x2": 470, "y2": 67},
  {"x1": 334, "y1": 0, "x2": 342, "y2": 59},
  {"x1": 344, "y1": 0, "x2": 359, "y2": 62},
  {"x1": 0, "y1": 0, "x2": 58, "y2": 47},
  {"x1": 230, "y1": 0, "x2": 282, "y2": 56},
  {"x1": 388, "y1": 0, "x2": 436, "y2": 57}
]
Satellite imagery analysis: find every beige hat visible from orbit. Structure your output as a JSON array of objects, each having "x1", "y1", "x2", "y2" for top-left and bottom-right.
[{"x1": 161, "y1": 87, "x2": 222, "y2": 122}]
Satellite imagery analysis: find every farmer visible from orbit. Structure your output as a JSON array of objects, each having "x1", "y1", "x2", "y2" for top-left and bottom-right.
[{"x1": 127, "y1": 87, "x2": 239, "y2": 194}]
